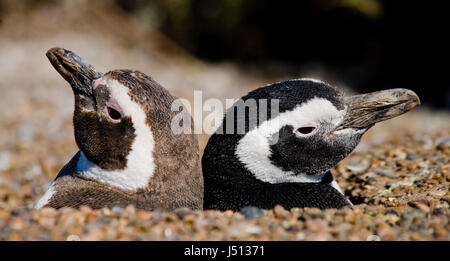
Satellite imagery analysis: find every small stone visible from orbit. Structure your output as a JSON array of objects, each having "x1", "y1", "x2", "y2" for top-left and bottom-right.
[
  {"x1": 401, "y1": 209, "x2": 426, "y2": 221},
  {"x1": 0, "y1": 209, "x2": 9, "y2": 219},
  {"x1": 384, "y1": 209, "x2": 399, "y2": 216},
  {"x1": 434, "y1": 227, "x2": 448, "y2": 239},
  {"x1": 346, "y1": 162, "x2": 370, "y2": 175},
  {"x1": 384, "y1": 214, "x2": 400, "y2": 224},
  {"x1": 435, "y1": 135, "x2": 450, "y2": 149},
  {"x1": 406, "y1": 153, "x2": 419, "y2": 160},
  {"x1": 431, "y1": 206, "x2": 447, "y2": 216},
  {"x1": 150, "y1": 209, "x2": 163, "y2": 222},
  {"x1": 406, "y1": 164, "x2": 417, "y2": 171},
  {"x1": 440, "y1": 196, "x2": 450, "y2": 204},
  {"x1": 365, "y1": 177, "x2": 377, "y2": 185},
  {"x1": 125, "y1": 205, "x2": 136, "y2": 215},
  {"x1": 244, "y1": 225, "x2": 262, "y2": 235},
  {"x1": 111, "y1": 206, "x2": 125, "y2": 215},
  {"x1": 136, "y1": 210, "x2": 152, "y2": 220},
  {"x1": 79, "y1": 205, "x2": 93, "y2": 213},
  {"x1": 163, "y1": 213, "x2": 178, "y2": 222},
  {"x1": 391, "y1": 149, "x2": 406, "y2": 159},
  {"x1": 415, "y1": 135, "x2": 433, "y2": 149},
  {"x1": 408, "y1": 199, "x2": 430, "y2": 212},
  {"x1": 428, "y1": 190, "x2": 447, "y2": 198},
  {"x1": 372, "y1": 167, "x2": 397, "y2": 178},
  {"x1": 240, "y1": 206, "x2": 264, "y2": 220},
  {"x1": 296, "y1": 232, "x2": 306, "y2": 240},
  {"x1": 0, "y1": 151, "x2": 12, "y2": 171},
  {"x1": 174, "y1": 207, "x2": 194, "y2": 219},
  {"x1": 305, "y1": 219, "x2": 325, "y2": 232},
  {"x1": 273, "y1": 205, "x2": 290, "y2": 218}
]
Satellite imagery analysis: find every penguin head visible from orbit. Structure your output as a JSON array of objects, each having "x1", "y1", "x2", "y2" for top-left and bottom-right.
[
  {"x1": 204, "y1": 78, "x2": 420, "y2": 184},
  {"x1": 47, "y1": 47, "x2": 201, "y2": 194},
  {"x1": 47, "y1": 48, "x2": 155, "y2": 170},
  {"x1": 71, "y1": 70, "x2": 159, "y2": 171}
]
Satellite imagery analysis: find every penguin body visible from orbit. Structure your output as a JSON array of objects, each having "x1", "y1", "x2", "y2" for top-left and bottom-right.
[
  {"x1": 36, "y1": 48, "x2": 203, "y2": 210},
  {"x1": 202, "y1": 79, "x2": 419, "y2": 211}
]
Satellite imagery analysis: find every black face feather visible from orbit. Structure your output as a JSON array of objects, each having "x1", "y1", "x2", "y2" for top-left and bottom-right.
[
  {"x1": 242, "y1": 79, "x2": 345, "y2": 116},
  {"x1": 73, "y1": 93, "x2": 136, "y2": 170},
  {"x1": 269, "y1": 124, "x2": 361, "y2": 175}
]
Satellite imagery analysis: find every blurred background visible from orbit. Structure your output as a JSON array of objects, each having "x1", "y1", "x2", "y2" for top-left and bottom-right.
[
  {"x1": 117, "y1": 0, "x2": 450, "y2": 109},
  {"x1": 0, "y1": 0, "x2": 449, "y2": 208},
  {"x1": 117, "y1": 0, "x2": 450, "y2": 108}
]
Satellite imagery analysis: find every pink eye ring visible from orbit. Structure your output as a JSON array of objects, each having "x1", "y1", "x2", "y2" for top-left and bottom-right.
[
  {"x1": 106, "y1": 106, "x2": 122, "y2": 121},
  {"x1": 295, "y1": 123, "x2": 317, "y2": 136}
]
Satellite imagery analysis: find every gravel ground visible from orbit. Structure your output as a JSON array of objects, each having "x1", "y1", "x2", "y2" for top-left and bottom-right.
[
  {"x1": 0, "y1": 1, "x2": 448, "y2": 241},
  {"x1": 0, "y1": 129, "x2": 448, "y2": 241}
]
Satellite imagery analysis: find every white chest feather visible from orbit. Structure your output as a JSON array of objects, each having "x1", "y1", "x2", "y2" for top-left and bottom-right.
[{"x1": 35, "y1": 182, "x2": 56, "y2": 209}]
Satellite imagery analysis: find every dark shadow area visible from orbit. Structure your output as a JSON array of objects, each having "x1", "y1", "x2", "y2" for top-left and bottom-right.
[{"x1": 117, "y1": 0, "x2": 450, "y2": 109}]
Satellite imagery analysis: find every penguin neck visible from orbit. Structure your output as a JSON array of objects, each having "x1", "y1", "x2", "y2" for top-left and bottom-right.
[
  {"x1": 203, "y1": 166, "x2": 350, "y2": 211},
  {"x1": 76, "y1": 148, "x2": 155, "y2": 191},
  {"x1": 202, "y1": 134, "x2": 351, "y2": 210}
]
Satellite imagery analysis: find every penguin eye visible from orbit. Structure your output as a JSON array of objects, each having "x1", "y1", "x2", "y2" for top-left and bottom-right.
[
  {"x1": 107, "y1": 106, "x2": 122, "y2": 121},
  {"x1": 297, "y1": 126, "x2": 316, "y2": 135}
]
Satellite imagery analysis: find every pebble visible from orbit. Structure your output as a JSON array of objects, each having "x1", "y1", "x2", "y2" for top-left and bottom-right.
[
  {"x1": 435, "y1": 135, "x2": 450, "y2": 149},
  {"x1": 384, "y1": 209, "x2": 399, "y2": 216},
  {"x1": 431, "y1": 206, "x2": 446, "y2": 216},
  {"x1": 0, "y1": 152, "x2": 12, "y2": 171},
  {"x1": 244, "y1": 225, "x2": 262, "y2": 235},
  {"x1": 273, "y1": 205, "x2": 290, "y2": 218},
  {"x1": 365, "y1": 177, "x2": 378, "y2": 185},
  {"x1": 346, "y1": 162, "x2": 370, "y2": 175},
  {"x1": 240, "y1": 206, "x2": 265, "y2": 220},
  {"x1": 401, "y1": 209, "x2": 427, "y2": 221},
  {"x1": 372, "y1": 167, "x2": 397, "y2": 178},
  {"x1": 414, "y1": 135, "x2": 434, "y2": 149},
  {"x1": 174, "y1": 207, "x2": 194, "y2": 219}
]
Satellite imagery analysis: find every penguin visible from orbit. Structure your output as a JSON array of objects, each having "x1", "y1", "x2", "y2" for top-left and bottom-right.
[
  {"x1": 202, "y1": 78, "x2": 420, "y2": 211},
  {"x1": 35, "y1": 47, "x2": 203, "y2": 210}
]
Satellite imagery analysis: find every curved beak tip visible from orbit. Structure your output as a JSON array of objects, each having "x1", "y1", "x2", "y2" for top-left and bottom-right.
[
  {"x1": 46, "y1": 47, "x2": 102, "y2": 96},
  {"x1": 406, "y1": 89, "x2": 421, "y2": 106},
  {"x1": 46, "y1": 46, "x2": 63, "y2": 56}
]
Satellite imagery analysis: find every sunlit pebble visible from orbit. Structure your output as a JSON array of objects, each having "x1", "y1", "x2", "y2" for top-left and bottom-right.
[
  {"x1": 111, "y1": 206, "x2": 125, "y2": 215},
  {"x1": 244, "y1": 225, "x2": 262, "y2": 235},
  {"x1": 0, "y1": 151, "x2": 12, "y2": 171},
  {"x1": 164, "y1": 228, "x2": 173, "y2": 238},
  {"x1": 414, "y1": 135, "x2": 434, "y2": 149},
  {"x1": 435, "y1": 135, "x2": 450, "y2": 149}
]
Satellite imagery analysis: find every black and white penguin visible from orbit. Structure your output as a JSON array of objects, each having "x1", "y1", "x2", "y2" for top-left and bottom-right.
[
  {"x1": 35, "y1": 47, "x2": 203, "y2": 210},
  {"x1": 202, "y1": 78, "x2": 419, "y2": 211}
]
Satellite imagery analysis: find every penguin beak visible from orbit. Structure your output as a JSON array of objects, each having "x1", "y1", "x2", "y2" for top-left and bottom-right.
[
  {"x1": 46, "y1": 47, "x2": 102, "y2": 98},
  {"x1": 335, "y1": 88, "x2": 420, "y2": 131}
]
